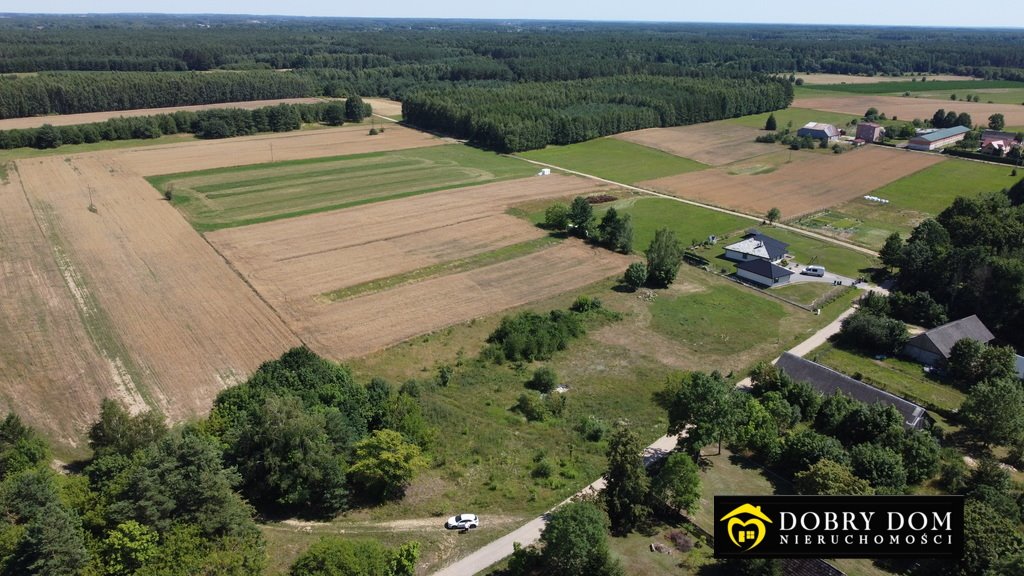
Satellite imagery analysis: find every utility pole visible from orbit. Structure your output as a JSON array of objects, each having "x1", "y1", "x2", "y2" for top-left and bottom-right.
[{"x1": 270, "y1": 142, "x2": 275, "y2": 163}]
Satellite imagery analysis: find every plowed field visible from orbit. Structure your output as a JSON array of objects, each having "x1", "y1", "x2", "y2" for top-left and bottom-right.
[{"x1": 640, "y1": 146, "x2": 944, "y2": 218}]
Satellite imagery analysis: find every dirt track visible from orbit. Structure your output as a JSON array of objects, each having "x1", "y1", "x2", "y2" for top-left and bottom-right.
[
  {"x1": 795, "y1": 94, "x2": 1024, "y2": 125},
  {"x1": 0, "y1": 98, "x2": 330, "y2": 130},
  {"x1": 640, "y1": 145, "x2": 944, "y2": 219}
]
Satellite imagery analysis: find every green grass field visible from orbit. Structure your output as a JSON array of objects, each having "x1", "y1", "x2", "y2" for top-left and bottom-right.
[
  {"x1": 771, "y1": 282, "x2": 838, "y2": 306},
  {"x1": 725, "y1": 107, "x2": 859, "y2": 130},
  {"x1": 148, "y1": 144, "x2": 536, "y2": 231},
  {"x1": 796, "y1": 159, "x2": 1023, "y2": 249},
  {"x1": 650, "y1": 284, "x2": 789, "y2": 356},
  {"x1": 799, "y1": 79, "x2": 1024, "y2": 96},
  {"x1": 596, "y1": 196, "x2": 751, "y2": 252},
  {"x1": 518, "y1": 137, "x2": 707, "y2": 184},
  {"x1": 901, "y1": 89, "x2": 1024, "y2": 105},
  {"x1": 807, "y1": 342, "x2": 965, "y2": 413}
]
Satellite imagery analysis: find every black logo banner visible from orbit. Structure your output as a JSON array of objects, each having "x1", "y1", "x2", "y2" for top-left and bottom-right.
[{"x1": 714, "y1": 495, "x2": 964, "y2": 558}]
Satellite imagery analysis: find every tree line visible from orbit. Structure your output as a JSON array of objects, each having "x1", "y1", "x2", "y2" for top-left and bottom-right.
[
  {"x1": 0, "y1": 71, "x2": 314, "y2": 119},
  {"x1": 402, "y1": 75, "x2": 793, "y2": 152},
  {"x1": 0, "y1": 100, "x2": 371, "y2": 150}
]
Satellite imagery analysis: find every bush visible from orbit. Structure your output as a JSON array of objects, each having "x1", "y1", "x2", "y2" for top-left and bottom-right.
[
  {"x1": 570, "y1": 295, "x2": 602, "y2": 313},
  {"x1": 527, "y1": 367, "x2": 558, "y2": 393},
  {"x1": 485, "y1": 310, "x2": 584, "y2": 363},
  {"x1": 575, "y1": 415, "x2": 607, "y2": 442},
  {"x1": 835, "y1": 309, "x2": 908, "y2": 355},
  {"x1": 624, "y1": 262, "x2": 647, "y2": 290},
  {"x1": 532, "y1": 459, "x2": 554, "y2": 478},
  {"x1": 544, "y1": 203, "x2": 570, "y2": 230},
  {"x1": 516, "y1": 392, "x2": 548, "y2": 422}
]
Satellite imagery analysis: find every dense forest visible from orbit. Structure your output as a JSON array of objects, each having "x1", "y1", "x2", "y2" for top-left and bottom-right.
[
  {"x1": 1, "y1": 16, "x2": 1024, "y2": 121},
  {"x1": 1, "y1": 15, "x2": 1023, "y2": 78},
  {"x1": 402, "y1": 75, "x2": 793, "y2": 151}
]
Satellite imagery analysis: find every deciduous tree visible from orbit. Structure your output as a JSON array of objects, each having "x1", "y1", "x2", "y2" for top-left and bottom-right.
[
  {"x1": 348, "y1": 430, "x2": 428, "y2": 501},
  {"x1": 644, "y1": 228, "x2": 684, "y2": 287},
  {"x1": 603, "y1": 425, "x2": 650, "y2": 534}
]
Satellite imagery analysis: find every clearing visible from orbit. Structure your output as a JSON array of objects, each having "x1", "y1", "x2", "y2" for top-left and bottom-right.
[
  {"x1": 796, "y1": 159, "x2": 1022, "y2": 249},
  {"x1": 793, "y1": 94, "x2": 1024, "y2": 126},
  {"x1": 149, "y1": 144, "x2": 535, "y2": 231},
  {"x1": 795, "y1": 74, "x2": 977, "y2": 86},
  {"x1": 518, "y1": 137, "x2": 707, "y2": 184},
  {"x1": 593, "y1": 196, "x2": 750, "y2": 251},
  {"x1": 639, "y1": 145, "x2": 944, "y2": 220},
  {"x1": 613, "y1": 122, "x2": 770, "y2": 166}
]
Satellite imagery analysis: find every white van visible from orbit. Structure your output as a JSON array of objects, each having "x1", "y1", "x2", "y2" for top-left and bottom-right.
[{"x1": 803, "y1": 265, "x2": 826, "y2": 277}]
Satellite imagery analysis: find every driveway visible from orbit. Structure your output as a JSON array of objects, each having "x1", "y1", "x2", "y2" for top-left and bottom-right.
[{"x1": 784, "y1": 263, "x2": 860, "y2": 287}]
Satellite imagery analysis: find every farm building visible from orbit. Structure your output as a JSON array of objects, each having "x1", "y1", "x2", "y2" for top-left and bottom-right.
[
  {"x1": 724, "y1": 231, "x2": 788, "y2": 263},
  {"x1": 906, "y1": 125, "x2": 971, "y2": 151},
  {"x1": 776, "y1": 353, "x2": 929, "y2": 429},
  {"x1": 735, "y1": 259, "x2": 793, "y2": 287},
  {"x1": 1017, "y1": 354, "x2": 1024, "y2": 380},
  {"x1": 855, "y1": 122, "x2": 884, "y2": 143},
  {"x1": 796, "y1": 122, "x2": 840, "y2": 141},
  {"x1": 903, "y1": 314, "x2": 994, "y2": 367}
]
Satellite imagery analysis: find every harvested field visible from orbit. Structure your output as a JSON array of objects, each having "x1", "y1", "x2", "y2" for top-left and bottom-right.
[
  {"x1": 613, "y1": 122, "x2": 768, "y2": 166},
  {"x1": 0, "y1": 98, "x2": 328, "y2": 131},
  {"x1": 109, "y1": 123, "x2": 443, "y2": 175},
  {"x1": 796, "y1": 74, "x2": 975, "y2": 85},
  {"x1": 207, "y1": 174, "x2": 616, "y2": 324},
  {"x1": 640, "y1": 146, "x2": 944, "y2": 219},
  {"x1": 794, "y1": 94, "x2": 1024, "y2": 126},
  {"x1": 303, "y1": 241, "x2": 632, "y2": 359},
  {"x1": 150, "y1": 144, "x2": 534, "y2": 231},
  {"x1": 4, "y1": 152, "x2": 300, "y2": 444}
]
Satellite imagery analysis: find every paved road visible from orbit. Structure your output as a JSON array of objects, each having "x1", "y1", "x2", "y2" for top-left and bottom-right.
[{"x1": 431, "y1": 435, "x2": 679, "y2": 576}]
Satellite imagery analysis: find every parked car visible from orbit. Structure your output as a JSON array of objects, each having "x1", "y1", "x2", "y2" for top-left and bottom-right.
[
  {"x1": 445, "y1": 513, "x2": 480, "y2": 530},
  {"x1": 803, "y1": 265, "x2": 826, "y2": 277}
]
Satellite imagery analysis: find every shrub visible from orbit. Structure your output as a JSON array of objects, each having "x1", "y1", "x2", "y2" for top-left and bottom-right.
[
  {"x1": 624, "y1": 262, "x2": 647, "y2": 290},
  {"x1": 575, "y1": 415, "x2": 607, "y2": 442},
  {"x1": 532, "y1": 459, "x2": 554, "y2": 478},
  {"x1": 666, "y1": 530, "x2": 694, "y2": 552},
  {"x1": 485, "y1": 310, "x2": 584, "y2": 363},
  {"x1": 516, "y1": 392, "x2": 548, "y2": 422},
  {"x1": 527, "y1": 367, "x2": 558, "y2": 393},
  {"x1": 544, "y1": 203, "x2": 570, "y2": 230},
  {"x1": 835, "y1": 309, "x2": 908, "y2": 355},
  {"x1": 570, "y1": 295, "x2": 603, "y2": 313}
]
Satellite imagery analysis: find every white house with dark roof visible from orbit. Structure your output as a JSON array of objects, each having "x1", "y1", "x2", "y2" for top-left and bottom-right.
[
  {"x1": 903, "y1": 315, "x2": 995, "y2": 368},
  {"x1": 724, "y1": 231, "x2": 789, "y2": 263},
  {"x1": 776, "y1": 353, "x2": 929, "y2": 429},
  {"x1": 735, "y1": 259, "x2": 793, "y2": 287}
]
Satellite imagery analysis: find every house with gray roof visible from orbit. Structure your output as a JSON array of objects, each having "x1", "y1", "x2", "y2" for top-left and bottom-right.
[
  {"x1": 776, "y1": 353, "x2": 928, "y2": 429},
  {"x1": 903, "y1": 315, "x2": 994, "y2": 368},
  {"x1": 736, "y1": 259, "x2": 793, "y2": 287},
  {"x1": 724, "y1": 231, "x2": 789, "y2": 263},
  {"x1": 796, "y1": 122, "x2": 840, "y2": 141}
]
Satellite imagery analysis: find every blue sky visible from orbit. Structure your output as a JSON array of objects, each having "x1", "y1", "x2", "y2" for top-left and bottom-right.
[{"x1": 14, "y1": 1, "x2": 1024, "y2": 28}]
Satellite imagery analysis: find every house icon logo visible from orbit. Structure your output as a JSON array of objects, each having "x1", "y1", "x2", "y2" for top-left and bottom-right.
[{"x1": 719, "y1": 503, "x2": 773, "y2": 551}]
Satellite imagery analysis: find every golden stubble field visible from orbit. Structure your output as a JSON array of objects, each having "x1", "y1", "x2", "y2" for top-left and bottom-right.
[
  {"x1": 2, "y1": 121, "x2": 631, "y2": 445},
  {"x1": 640, "y1": 145, "x2": 945, "y2": 218},
  {"x1": 208, "y1": 174, "x2": 630, "y2": 358}
]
